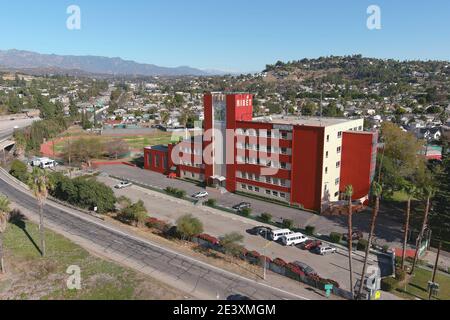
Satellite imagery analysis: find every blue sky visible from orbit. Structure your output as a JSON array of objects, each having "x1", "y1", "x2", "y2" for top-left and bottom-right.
[{"x1": 1, "y1": 0, "x2": 449, "y2": 72}]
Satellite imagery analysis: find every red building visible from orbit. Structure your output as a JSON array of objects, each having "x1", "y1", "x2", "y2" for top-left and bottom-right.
[{"x1": 144, "y1": 93, "x2": 377, "y2": 213}]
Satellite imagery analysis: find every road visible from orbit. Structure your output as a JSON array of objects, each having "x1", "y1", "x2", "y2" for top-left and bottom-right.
[
  {"x1": 100, "y1": 164, "x2": 406, "y2": 247},
  {"x1": 0, "y1": 118, "x2": 38, "y2": 141},
  {"x1": 99, "y1": 175, "x2": 393, "y2": 293},
  {"x1": 0, "y1": 169, "x2": 328, "y2": 301}
]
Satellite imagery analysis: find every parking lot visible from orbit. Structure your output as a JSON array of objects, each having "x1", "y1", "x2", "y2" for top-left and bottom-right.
[
  {"x1": 97, "y1": 173, "x2": 394, "y2": 293},
  {"x1": 98, "y1": 164, "x2": 406, "y2": 248}
]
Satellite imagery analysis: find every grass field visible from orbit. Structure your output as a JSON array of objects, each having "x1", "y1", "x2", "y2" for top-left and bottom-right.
[
  {"x1": 395, "y1": 267, "x2": 450, "y2": 300},
  {"x1": 51, "y1": 131, "x2": 185, "y2": 154},
  {"x1": 0, "y1": 218, "x2": 186, "y2": 300}
]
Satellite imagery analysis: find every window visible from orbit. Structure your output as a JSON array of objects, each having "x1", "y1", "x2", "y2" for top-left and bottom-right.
[
  {"x1": 281, "y1": 147, "x2": 287, "y2": 155},
  {"x1": 266, "y1": 177, "x2": 271, "y2": 184},
  {"x1": 255, "y1": 187, "x2": 260, "y2": 192},
  {"x1": 266, "y1": 190, "x2": 271, "y2": 195},
  {"x1": 326, "y1": 151, "x2": 329, "y2": 159},
  {"x1": 335, "y1": 178, "x2": 340, "y2": 185},
  {"x1": 338, "y1": 131, "x2": 342, "y2": 139},
  {"x1": 280, "y1": 180, "x2": 286, "y2": 187},
  {"x1": 281, "y1": 132, "x2": 288, "y2": 139},
  {"x1": 191, "y1": 172, "x2": 195, "y2": 178},
  {"x1": 280, "y1": 193, "x2": 286, "y2": 199},
  {"x1": 281, "y1": 162, "x2": 287, "y2": 169},
  {"x1": 358, "y1": 126, "x2": 363, "y2": 131},
  {"x1": 248, "y1": 185, "x2": 253, "y2": 191},
  {"x1": 337, "y1": 146, "x2": 341, "y2": 154},
  {"x1": 334, "y1": 192, "x2": 339, "y2": 197},
  {"x1": 272, "y1": 191, "x2": 278, "y2": 197},
  {"x1": 241, "y1": 184, "x2": 247, "y2": 190},
  {"x1": 325, "y1": 167, "x2": 328, "y2": 174},
  {"x1": 327, "y1": 135, "x2": 330, "y2": 142},
  {"x1": 336, "y1": 161, "x2": 341, "y2": 168}
]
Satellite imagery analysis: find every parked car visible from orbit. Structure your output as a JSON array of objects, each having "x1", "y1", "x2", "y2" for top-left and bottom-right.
[
  {"x1": 269, "y1": 229, "x2": 294, "y2": 241},
  {"x1": 192, "y1": 191, "x2": 209, "y2": 199},
  {"x1": 313, "y1": 246, "x2": 338, "y2": 256},
  {"x1": 114, "y1": 181, "x2": 133, "y2": 189},
  {"x1": 281, "y1": 233, "x2": 309, "y2": 246},
  {"x1": 232, "y1": 202, "x2": 252, "y2": 211},
  {"x1": 299, "y1": 240, "x2": 322, "y2": 250},
  {"x1": 293, "y1": 261, "x2": 317, "y2": 276},
  {"x1": 342, "y1": 230, "x2": 364, "y2": 242},
  {"x1": 246, "y1": 226, "x2": 272, "y2": 237}
]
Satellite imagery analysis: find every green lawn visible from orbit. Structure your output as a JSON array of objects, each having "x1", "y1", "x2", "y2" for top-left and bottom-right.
[
  {"x1": 0, "y1": 218, "x2": 184, "y2": 300},
  {"x1": 395, "y1": 267, "x2": 450, "y2": 300}
]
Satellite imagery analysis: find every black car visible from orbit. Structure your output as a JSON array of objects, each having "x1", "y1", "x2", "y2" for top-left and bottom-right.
[
  {"x1": 232, "y1": 202, "x2": 252, "y2": 211},
  {"x1": 246, "y1": 226, "x2": 272, "y2": 237},
  {"x1": 293, "y1": 261, "x2": 317, "y2": 276}
]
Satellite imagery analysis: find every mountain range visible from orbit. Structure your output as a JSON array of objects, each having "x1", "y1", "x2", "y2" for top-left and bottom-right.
[{"x1": 0, "y1": 49, "x2": 230, "y2": 77}]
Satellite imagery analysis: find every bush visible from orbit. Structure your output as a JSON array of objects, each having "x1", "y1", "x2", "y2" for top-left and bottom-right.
[
  {"x1": 329, "y1": 232, "x2": 342, "y2": 244},
  {"x1": 176, "y1": 214, "x2": 203, "y2": 240},
  {"x1": 357, "y1": 239, "x2": 369, "y2": 251},
  {"x1": 220, "y1": 232, "x2": 244, "y2": 257},
  {"x1": 305, "y1": 225, "x2": 315, "y2": 236},
  {"x1": 381, "y1": 277, "x2": 398, "y2": 292},
  {"x1": 10, "y1": 160, "x2": 28, "y2": 183},
  {"x1": 205, "y1": 198, "x2": 217, "y2": 207},
  {"x1": 282, "y1": 219, "x2": 295, "y2": 230},
  {"x1": 239, "y1": 207, "x2": 252, "y2": 217},
  {"x1": 260, "y1": 212, "x2": 272, "y2": 223},
  {"x1": 165, "y1": 186, "x2": 186, "y2": 198},
  {"x1": 382, "y1": 244, "x2": 390, "y2": 252},
  {"x1": 395, "y1": 268, "x2": 406, "y2": 282},
  {"x1": 116, "y1": 200, "x2": 148, "y2": 227}
]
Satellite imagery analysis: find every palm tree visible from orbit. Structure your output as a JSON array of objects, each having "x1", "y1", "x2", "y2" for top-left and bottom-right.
[
  {"x1": 344, "y1": 185, "x2": 355, "y2": 299},
  {"x1": 411, "y1": 186, "x2": 435, "y2": 274},
  {"x1": 0, "y1": 194, "x2": 11, "y2": 273},
  {"x1": 401, "y1": 183, "x2": 416, "y2": 270},
  {"x1": 27, "y1": 168, "x2": 51, "y2": 257},
  {"x1": 357, "y1": 181, "x2": 382, "y2": 299}
]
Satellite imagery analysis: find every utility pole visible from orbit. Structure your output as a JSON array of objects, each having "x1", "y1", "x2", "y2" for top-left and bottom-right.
[{"x1": 428, "y1": 241, "x2": 441, "y2": 300}]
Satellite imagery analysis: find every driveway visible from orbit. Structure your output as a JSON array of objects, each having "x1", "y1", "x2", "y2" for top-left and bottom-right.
[
  {"x1": 99, "y1": 164, "x2": 406, "y2": 248},
  {"x1": 99, "y1": 175, "x2": 393, "y2": 294}
]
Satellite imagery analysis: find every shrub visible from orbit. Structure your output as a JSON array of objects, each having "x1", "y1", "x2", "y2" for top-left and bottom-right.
[
  {"x1": 116, "y1": 200, "x2": 148, "y2": 227},
  {"x1": 10, "y1": 160, "x2": 28, "y2": 183},
  {"x1": 381, "y1": 277, "x2": 398, "y2": 292},
  {"x1": 357, "y1": 239, "x2": 369, "y2": 251},
  {"x1": 395, "y1": 268, "x2": 406, "y2": 282},
  {"x1": 205, "y1": 198, "x2": 217, "y2": 207},
  {"x1": 329, "y1": 232, "x2": 342, "y2": 244},
  {"x1": 165, "y1": 187, "x2": 186, "y2": 199},
  {"x1": 273, "y1": 258, "x2": 287, "y2": 267},
  {"x1": 176, "y1": 214, "x2": 203, "y2": 240},
  {"x1": 282, "y1": 219, "x2": 295, "y2": 229},
  {"x1": 239, "y1": 207, "x2": 252, "y2": 217},
  {"x1": 260, "y1": 212, "x2": 272, "y2": 223},
  {"x1": 305, "y1": 225, "x2": 315, "y2": 236},
  {"x1": 382, "y1": 245, "x2": 390, "y2": 252},
  {"x1": 219, "y1": 232, "x2": 244, "y2": 257}
]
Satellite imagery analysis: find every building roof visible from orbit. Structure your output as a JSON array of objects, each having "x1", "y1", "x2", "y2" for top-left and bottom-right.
[
  {"x1": 144, "y1": 145, "x2": 168, "y2": 152},
  {"x1": 252, "y1": 116, "x2": 362, "y2": 127}
]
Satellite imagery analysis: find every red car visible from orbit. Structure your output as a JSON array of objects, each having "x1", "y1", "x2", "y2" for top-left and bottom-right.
[{"x1": 300, "y1": 240, "x2": 322, "y2": 250}]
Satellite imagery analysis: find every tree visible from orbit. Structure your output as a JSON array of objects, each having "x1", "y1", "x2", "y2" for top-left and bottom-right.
[
  {"x1": 220, "y1": 232, "x2": 244, "y2": 260},
  {"x1": 345, "y1": 185, "x2": 355, "y2": 299},
  {"x1": 62, "y1": 137, "x2": 104, "y2": 167},
  {"x1": 176, "y1": 214, "x2": 203, "y2": 240},
  {"x1": 117, "y1": 200, "x2": 148, "y2": 227},
  {"x1": 357, "y1": 182, "x2": 382, "y2": 299},
  {"x1": 9, "y1": 159, "x2": 28, "y2": 183},
  {"x1": 301, "y1": 101, "x2": 317, "y2": 116},
  {"x1": 160, "y1": 110, "x2": 170, "y2": 126},
  {"x1": 27, "y1": 168, "x2": 52, "y2": 257},
  {"x1": 411, "y1": 186, "x2": 435, "y2": 274},
  {"x1": 105, "y1": 139, "x2": 129, "y2": 160},
  {"x1": 0, "y1": 194, "x2": 11, "y2": 273},
  {"x1": 401, "y1": 183, "x2": 417, "y2": 270},
  {"x1": 431, "y1": 153, "x2": 450, "y2": 247}
]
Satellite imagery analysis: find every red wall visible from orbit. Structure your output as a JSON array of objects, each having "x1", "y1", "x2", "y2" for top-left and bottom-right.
[
  {"x1": 339, "y1": 132, "x2": 377, "y2": 200},
  {"x1": 144, "y1": 148, "x2": 169, "y2": 174},
  {"x1": 290, "y1": 126, "x2": 325, "y2": 212}
]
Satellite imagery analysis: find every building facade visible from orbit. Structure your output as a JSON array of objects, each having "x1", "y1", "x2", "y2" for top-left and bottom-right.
[{"x1": 144, "y1": 93, "x2": 377, "y2": 213}]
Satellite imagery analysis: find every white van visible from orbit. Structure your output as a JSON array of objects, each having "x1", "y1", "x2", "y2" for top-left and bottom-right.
[
  {"x1": 269, "y1": 229, "x2": 294, "y2": 241},
  {"x1": 40, "y1": 160, "x2": 57, "y2": 169},
  {"x1": 281, "y1": 233, "x2": 309, "y2": 246}
]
